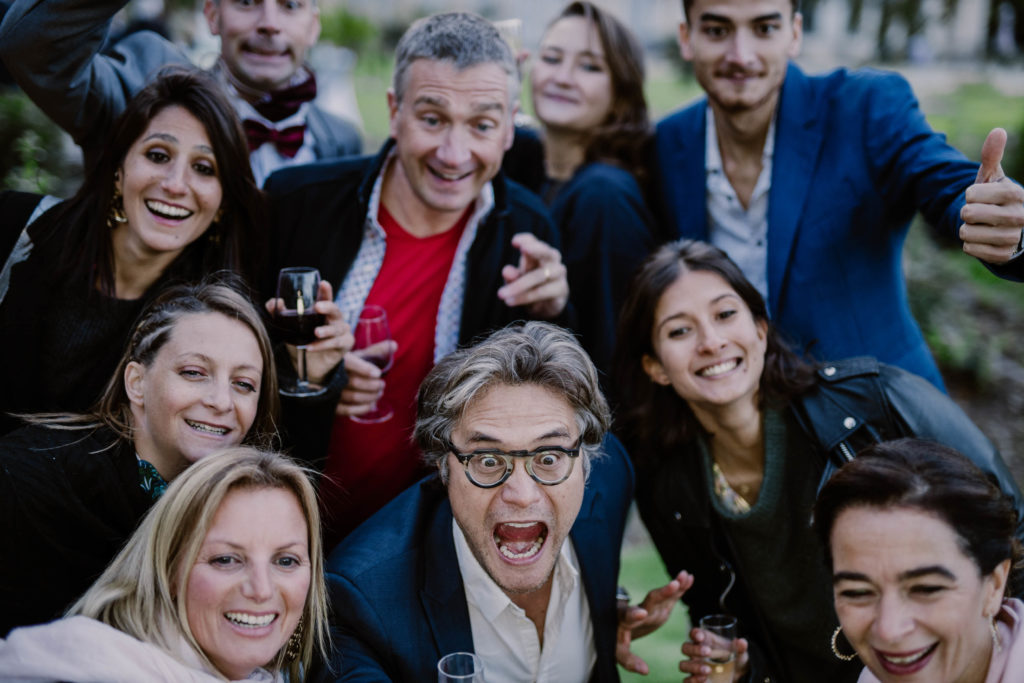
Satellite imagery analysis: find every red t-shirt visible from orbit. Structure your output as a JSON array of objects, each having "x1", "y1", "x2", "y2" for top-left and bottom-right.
[{"x1": 319, "y1": 204, "x2": 469, "y2": 546}]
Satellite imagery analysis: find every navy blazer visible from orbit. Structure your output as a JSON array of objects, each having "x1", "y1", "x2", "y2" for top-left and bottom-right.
[
  {"x1": 317, "y1": 433, "x2": 635, "y2": 682},
  {"x1": 655, "y1": 63, "x2": 1023, "y2": 390}
]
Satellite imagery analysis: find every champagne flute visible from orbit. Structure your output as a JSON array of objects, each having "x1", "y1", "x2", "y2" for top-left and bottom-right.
[
  {"x1": 350, "y1": 305, "x2": 395, "y2": 423},
  {"x1": 273, "y1": 267, "x2": 327, "y2": 397},
  {"x1": 437, "y1": 652, "x2": 484, "y2": 682},
  {"x1": 699, "y1": 614, "x2": 738, "y2": 683}
]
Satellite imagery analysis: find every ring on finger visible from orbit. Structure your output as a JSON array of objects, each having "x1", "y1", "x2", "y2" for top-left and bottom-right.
[{"x1": 543, "y1": 266, "x2": 552, "y2": 281}]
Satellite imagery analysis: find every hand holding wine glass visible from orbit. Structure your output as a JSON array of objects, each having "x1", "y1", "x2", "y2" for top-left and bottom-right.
[
  {"x1": 348, "y1": 305, "x2": 396, "y2": 423},
  {"x1": 271, "y1": 267, "x2": 328, "y2": 397},
  {"x1": 680, "y1": 614, "x2": 749, "y2": 682}
]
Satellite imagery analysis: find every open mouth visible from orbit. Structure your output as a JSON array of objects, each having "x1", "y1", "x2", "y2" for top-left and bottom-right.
[
  {"x1": 225, "y1": 612, "x2": 277, "y2": 628},
  {"x1": 493, "y1": 521, "x2": 547, "y2": 562},
  {"x1": 428, "y1": 166, "x2": 473, "y2": 183},
  {"x1": 697, "y1": 359, "x2": 740, "y2": 378},
  {"x1": 186, "y1": 419, "x2": 229, "y2": 436},
  {"x1": 145, "y1": 200, "x2": 193, "y2": 220},
  {"x1": 876, "y1": 643, "x2": 938, "y2": 674}
]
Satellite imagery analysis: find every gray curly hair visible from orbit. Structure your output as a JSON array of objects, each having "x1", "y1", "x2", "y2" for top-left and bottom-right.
[{"x1": 414, "y1": 322, "x2": 610, "y2": 484}]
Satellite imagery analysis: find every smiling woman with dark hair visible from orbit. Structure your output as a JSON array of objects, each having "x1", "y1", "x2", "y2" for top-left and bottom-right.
[
  {"x1": 613, "y1": 239, "x2": 1024, "y2": 682},
  {"x1": 0, "y1": 65, "x2": 267, "y2": 436},
  {"x1": 814, "y1": 439, "x2": 1024, "y2": 682}
]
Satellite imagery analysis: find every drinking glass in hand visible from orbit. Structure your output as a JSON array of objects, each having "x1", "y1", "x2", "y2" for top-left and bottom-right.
[
  {"x1": 274, "y1": 267, "x2": 327, "y2": 397},
  {"x1": 699, "y1": 614, "x2": 738, "y2": 683},
  {"x1": 350, "y1": 305, "x2": 394, "y2": 423},
  {"x1": 437, "y1": 652, "x2": 484, "y2": 682}
]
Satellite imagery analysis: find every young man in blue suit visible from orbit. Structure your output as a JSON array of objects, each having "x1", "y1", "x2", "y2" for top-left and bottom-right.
[
  {"x1": 318, "y1": 322, "x2": 691, "y2": 682},
  {"x1": 654, "y1": 0, "x2": 1024, "y2": 390}
]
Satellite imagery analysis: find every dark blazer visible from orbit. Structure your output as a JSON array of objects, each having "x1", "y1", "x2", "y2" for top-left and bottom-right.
[
  {"x1": 317, "y1": 433, "x2": 635, "y2": 682},
  {"x1": 263, "y1": 141, "x2": 565, "y2": 465},
  {"x1": 654, "y1": 63, "x2": 1024, "y2": 391},
  {"x1": 548, "y1": 162, "x2": 655, "y2": 382}
]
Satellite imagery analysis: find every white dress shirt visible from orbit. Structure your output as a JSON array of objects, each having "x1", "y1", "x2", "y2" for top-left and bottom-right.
[
  {"x1": 705, "y1": 105, "x2": 776, "y2": 302},
  {"x1": 452, "y1": 520, "x2": 596, "y2": 683}
]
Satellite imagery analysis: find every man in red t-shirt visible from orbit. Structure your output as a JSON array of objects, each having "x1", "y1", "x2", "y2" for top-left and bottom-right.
[{"x1": 265, "y1": 12, "x2": 571, "y2": 545}]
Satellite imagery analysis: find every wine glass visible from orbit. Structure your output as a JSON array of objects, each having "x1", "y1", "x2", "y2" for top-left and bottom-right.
[
  {"x1": 350, "y1": 305, "x2": 395, "y2": 423},
  {"x1": 699, "y1": 614, "x2": 738, "y2": 683},
  {"x1": 437, "y1": 652, "x2": 484, "y2": 682},
  {"x1": 273, "y1": 267, "x2": 327, "y2": 398}
]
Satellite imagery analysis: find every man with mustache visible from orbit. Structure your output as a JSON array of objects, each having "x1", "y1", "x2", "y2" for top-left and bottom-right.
[
  {"x1": 0, "y1": 0, "x2": 360, "y2": 185},
  {"x1": 264, "y1": 13, "x2": 572, "y2": 548},
  {"x1": 654, "y1": 0, "x2": 1024, "y2": 391},
  {"x1": 317, "y1": 322, "x2": 689, "y2": 681}
]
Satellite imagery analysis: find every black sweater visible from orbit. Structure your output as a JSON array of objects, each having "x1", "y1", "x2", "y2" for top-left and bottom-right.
[{"x1": 0, "y1": 424, "x2": 151, "y2": 636}]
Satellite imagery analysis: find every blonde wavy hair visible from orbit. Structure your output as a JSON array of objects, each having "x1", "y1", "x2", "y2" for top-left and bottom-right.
[{"x1": 68, "y1": 447, "x2": 328, "y2": 680}]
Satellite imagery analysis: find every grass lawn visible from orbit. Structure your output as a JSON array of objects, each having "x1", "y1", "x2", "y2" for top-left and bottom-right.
[{"x1": 618, "y1": 530, "x2": 693, "y2": 682}]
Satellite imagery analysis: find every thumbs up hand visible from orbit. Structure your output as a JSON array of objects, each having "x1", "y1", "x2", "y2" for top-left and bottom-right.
[{"x1": 959, "y1": 128, "x2": 1024, "y2": 264}]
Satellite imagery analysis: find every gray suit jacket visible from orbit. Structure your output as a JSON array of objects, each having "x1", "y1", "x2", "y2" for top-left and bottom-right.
[{"x1": 0, "y1": 0, "x2": 361, "y2": 171}]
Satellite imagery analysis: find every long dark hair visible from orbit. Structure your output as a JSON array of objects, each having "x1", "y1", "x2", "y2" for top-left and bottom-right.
[
  {"x1": 813, "y1": 438, "x2": 1024, "y2": 593},
  {"x1": 547, "y1": 2, "x2": 651, "y2": 184},
  {"x1": 43, "y1": 66, "x2": 265, "y2": 295},
  {"x1": 613, "y1": 239, "x2": 816, "y2": 465}
]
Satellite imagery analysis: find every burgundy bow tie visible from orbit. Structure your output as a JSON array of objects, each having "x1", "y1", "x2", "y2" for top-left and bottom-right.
[{"x1": 243, "y1": 120, "x2": 306, "y2": 158}]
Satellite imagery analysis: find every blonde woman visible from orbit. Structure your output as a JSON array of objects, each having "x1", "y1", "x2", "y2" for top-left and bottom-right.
[{"x1": 0, "y1": 447, "x2": 328, "y2": 682}]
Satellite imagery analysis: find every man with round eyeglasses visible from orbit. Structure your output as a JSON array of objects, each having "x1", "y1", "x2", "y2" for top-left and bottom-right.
[
  {"x1": 317, "y1": 322, "x2": 692, "y2": 682},
  {"x1": 448, "y1": 439, "x2": 583, "y2": 488}
]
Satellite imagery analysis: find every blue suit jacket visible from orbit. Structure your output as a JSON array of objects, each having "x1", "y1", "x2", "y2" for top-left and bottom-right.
[
  {"x1": 316, "y1": 434, "x2": 634, "y2": 682},
  {"x1": 655, "y1": 63, "x2": 1023, "y2": 390}
]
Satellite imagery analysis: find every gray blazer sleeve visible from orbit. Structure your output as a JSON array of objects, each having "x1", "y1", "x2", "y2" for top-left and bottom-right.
[{"x1": 0, "y1": 0, "x2": 187, "y2": 156}]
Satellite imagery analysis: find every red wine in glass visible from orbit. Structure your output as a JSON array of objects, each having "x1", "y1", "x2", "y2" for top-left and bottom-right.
[
  {"x1": 272, "y1": 310, "x2": 328, "y2": 346},
  {"x1": 275, "y1": 267, "x2": 326, "y2": 397},
  {"x1": 350, "y1": 305, "x2": 394, "y2": 423}
]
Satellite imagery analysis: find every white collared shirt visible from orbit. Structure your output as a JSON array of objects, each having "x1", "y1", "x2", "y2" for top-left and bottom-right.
[
  {"x1": 452, "y1": 520, "x2": 596, "y2": 683},
  {"x1": 705, "y1": 105, "x2": 775, "y2": 302}
]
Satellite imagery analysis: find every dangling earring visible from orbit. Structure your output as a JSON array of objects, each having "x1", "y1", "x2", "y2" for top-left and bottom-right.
[
  {"x1": 284, "y1": 614, "x2": 303, "y2": 662},
  {"x1": 206, "y1": 208, "x2": 224, "y2": 246},
  {"x1": 991, "y1": 617, "x2": 1002, "y2": 654},
  {"x1": 831, "y1": 626, "x2": 857, "y2": 662},
  {"x1": 107, "y1": 176, "x2": 128, "y2": 229}
]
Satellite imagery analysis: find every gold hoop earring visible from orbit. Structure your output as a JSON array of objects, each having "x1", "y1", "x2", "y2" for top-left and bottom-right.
[
  {"x1": 831, "y1": 626, "x2": 857, "y2": 662},
  {"x1": 284, "y1": 614, "x2": 303, "y2": 662},
  {"x1": 107, "y1": 182, "x2": 127, "y2": 229}
]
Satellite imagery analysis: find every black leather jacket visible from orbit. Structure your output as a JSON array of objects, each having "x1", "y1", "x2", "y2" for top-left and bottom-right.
[{"x1": 634, "y1": 357, "x2": 1024, "y2": 683}]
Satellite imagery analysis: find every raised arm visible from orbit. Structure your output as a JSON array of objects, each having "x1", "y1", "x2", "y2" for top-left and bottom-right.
[{"x1": 0, "y1": 0, "x2": 186, "y2": 156}]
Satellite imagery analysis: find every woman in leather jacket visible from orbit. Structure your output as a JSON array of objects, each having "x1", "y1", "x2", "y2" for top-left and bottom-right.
[{"x1": 612, "y1": 239, "x2": 1024, "y2": 683}]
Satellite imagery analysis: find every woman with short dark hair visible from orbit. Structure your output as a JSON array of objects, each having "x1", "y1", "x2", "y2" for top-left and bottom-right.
[
  {"x1": 814, "y1": 438, "x2": 1024, "y2": 682},
  {"x1": 613, "y1": 239, "x2": 1024, "y2": 682}
]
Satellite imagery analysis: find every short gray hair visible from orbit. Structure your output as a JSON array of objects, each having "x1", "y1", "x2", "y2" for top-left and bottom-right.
[
  {"x1": 392, "y1": 12, "x2": 520, "y2": 105},
  {"x1": 415, "y1": 322, "x2": 610, "y2": 483}
]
